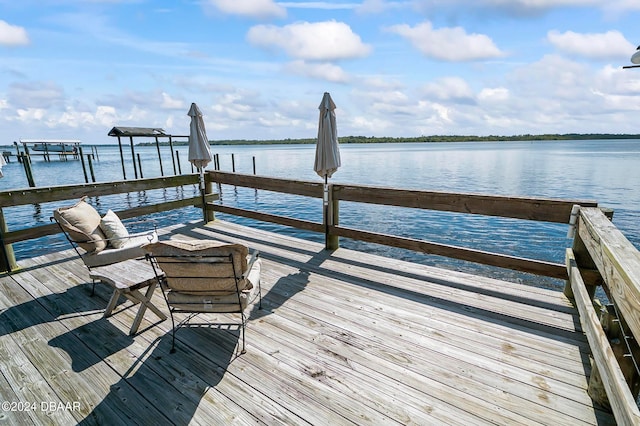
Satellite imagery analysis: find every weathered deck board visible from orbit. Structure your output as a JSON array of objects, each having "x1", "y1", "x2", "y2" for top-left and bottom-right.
[{"x1": 0, "y1": 219, "x2": 615, "y2": 425}]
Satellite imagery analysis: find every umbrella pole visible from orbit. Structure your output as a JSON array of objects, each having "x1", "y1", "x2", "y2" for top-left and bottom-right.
[
  {"x1": 199, "y1": 168, "x2": 207, "y2": 222},
  {"x1": 323, "y1": 175, "x2": 329, "y2": 249}
]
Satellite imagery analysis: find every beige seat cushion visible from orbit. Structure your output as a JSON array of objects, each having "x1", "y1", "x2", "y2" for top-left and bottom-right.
[
  {"x1": 54, "y1": 197, "x2": 107, "y2": 253},
  {"x1": 144, "y1": 240, "x2": 252, "y2": 295},
  {"x1": 82, "y1": 231, "x2": 158, "y2": 267}
]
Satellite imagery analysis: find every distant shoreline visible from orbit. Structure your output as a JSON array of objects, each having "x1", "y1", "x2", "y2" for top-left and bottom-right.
[
  {"x1": 3, "y1": 134, "x2": 639, "y2": 149},
  {"x1": 142, "y1": 133, "x2": 640, "y2": 146}
]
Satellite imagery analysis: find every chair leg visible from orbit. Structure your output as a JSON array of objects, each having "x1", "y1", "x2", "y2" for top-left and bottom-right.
[
  {"x1": 240, "y1": 313, "x2": 246, "y2": 354},
  {"x1": 258, "y1": 278, "x2": 263, "y2": 310},
  {"x1": 91, "y1": 279, "x2": 96, "y2": 296},
  {"x1": 168, "y1": 310, "x2": 177, "y2": 354}
]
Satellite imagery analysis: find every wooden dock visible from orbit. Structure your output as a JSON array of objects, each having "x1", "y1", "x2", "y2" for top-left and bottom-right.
[{"x1": 0, "y1": 219, "x2": 615, "y2": 425}]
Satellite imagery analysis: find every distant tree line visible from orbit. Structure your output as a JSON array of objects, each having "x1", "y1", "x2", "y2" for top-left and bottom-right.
[{"x1": 139, "y1": 133, "x2": 640, "y2": 146}]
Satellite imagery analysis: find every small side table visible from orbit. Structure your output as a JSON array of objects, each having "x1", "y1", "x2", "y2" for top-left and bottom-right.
[{"x1": 89, "y1": 258, "x2": 167, "y2": 335}]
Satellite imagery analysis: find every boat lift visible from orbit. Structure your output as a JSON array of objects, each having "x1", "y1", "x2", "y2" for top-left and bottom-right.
[{"x1": 16, "y1": 139, "x2": 82, "y2": 162}]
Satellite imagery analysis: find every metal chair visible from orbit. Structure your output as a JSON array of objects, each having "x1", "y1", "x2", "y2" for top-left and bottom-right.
[{"x1": 145, "y1": 240, "x2": 262, "y2": 354}]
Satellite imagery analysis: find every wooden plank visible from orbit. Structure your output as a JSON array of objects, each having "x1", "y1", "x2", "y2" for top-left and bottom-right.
[
  {"x1": 209, "y1": 171, "x2": 323, "y2": 198},
  {"x1": 264, "y1": 262, "x2": 590, "y2": 382},
  {"x1": 212, "y1": 204, "x2": 324, "y2": 233},
  {"x1": 0, "y1": 175, "x2": 199, "y2": 207},
  {"x1": 332, "y1": 224, "x2": 567, "y2": 279},
  {"x1": 251, "y1": 314, "x2": 500, "y2": 426},
  {"x1": 577, "y1": 208, "x2": 640, "y2": 342},
  {"x1": 332, "y1": 184, "x2": 597, "y2": 223},
  {"x1": 0, "y1": 276, "x2": 148, "y2": 424},
  {"x1": 256, "y1": 267, "x2": 600, "y2": 425},
  {"x1": 567, "y1": 248, "x2": 640, "y2": 426}
]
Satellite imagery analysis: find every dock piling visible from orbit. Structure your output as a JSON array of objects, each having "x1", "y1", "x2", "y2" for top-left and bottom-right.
[
  {"x1": 87, "y1": 154, "x2": 96, "y2": 182},
  {"x1": 20, "y1": 154, "x2": 35, "y2": 187},
  {"x1": 175, "y1": 150, "x2": 182, "y2": 174},
  {"x1": 137, "y1": 153, "x2": 144, "y2": 179},
  {"x1": 79, "y1": 147, "x2": 89, "y2": 183}
]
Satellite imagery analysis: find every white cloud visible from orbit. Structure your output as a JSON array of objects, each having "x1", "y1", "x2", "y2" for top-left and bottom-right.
[
  {"x1": 207, "y1": 0, "x2": 286, "y2": 19},
  {"x1": 0, "y1": 20, "x2": 29, "y2": 46},
  {"x1": 160, "y1": 92, "x2": 184, "y2": 109},
  {"x1": 285, "y1": 60, "x2": 350, "y2": 82},
  {"x1": 478, "y1": 87, "x2": 510, "y2": 102},
  {"x1": 421, "y1": 77, "x2": 475, "y2": 102},
  {"x1": 247, "y1": 20, "x2": 372, "y2": 61},
  {"x1": 547, "y1": 30, "x2": 636, "y2": 60},
  {"x1": 386, "y1": 21, "x2": 505, "y2": 61}
]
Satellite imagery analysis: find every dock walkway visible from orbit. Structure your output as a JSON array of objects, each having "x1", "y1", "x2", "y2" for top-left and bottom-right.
[{"x1": 0, "y1": 220, "x2": 613, "y2": 425}]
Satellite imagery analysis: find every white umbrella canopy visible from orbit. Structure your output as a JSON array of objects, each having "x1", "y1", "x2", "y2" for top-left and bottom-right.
[
  {"x1": 188, "y1": 102, "x2": 212, "y2": 170},
  {"x1": 187, "y1": 102, "x2": 213, "y2": 221},
  {"x1": 314, "y1": 92, "x2": 341, "y2": 183}
]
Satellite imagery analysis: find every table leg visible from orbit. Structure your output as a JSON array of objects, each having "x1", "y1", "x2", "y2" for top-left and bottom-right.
[
  {"x1": 128, "y1": 281, "x2": 167, "y2": 335},
  {"x1": 104, "y1": 289, "x2": 122, "y2": 318}
]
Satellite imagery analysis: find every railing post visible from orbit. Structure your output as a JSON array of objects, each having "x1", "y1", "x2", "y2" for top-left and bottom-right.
[
  {"x1": 0, "y1": 208, "x2": 18, "y2": 272},
  {"x1": 564, "y1": 210, "x2": 605, "y2": 300},
  {"x1": 325, "y1": 184, "x2": 339, "y2": 250},
  {"x1": 587, "y1": 304, "x2": 640, "y2": 410},
  {"x1": 205, "y1": 173, "x2": 215, "y2": 222}
]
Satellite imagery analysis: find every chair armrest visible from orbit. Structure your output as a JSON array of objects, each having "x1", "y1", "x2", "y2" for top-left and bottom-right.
[{"x1": 241, "y1": 249, "x2": 260, "y2": 279}]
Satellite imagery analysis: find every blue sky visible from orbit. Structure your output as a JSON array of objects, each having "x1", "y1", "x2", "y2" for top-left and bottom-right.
[{"x1": 1, "y1": 0, "x2": 639, "y2": 144}]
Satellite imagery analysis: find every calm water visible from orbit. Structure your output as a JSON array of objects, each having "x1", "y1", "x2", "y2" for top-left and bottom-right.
[{"x1": 2, "y1": 139, "x2": 639, "y2": 290}]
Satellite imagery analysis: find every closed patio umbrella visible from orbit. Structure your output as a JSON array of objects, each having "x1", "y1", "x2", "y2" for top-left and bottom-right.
[
  {"x1": 188, "y1": 102, "x2": 213, "y2": 221},
  {"x1": 314, "y1": 92, "x2": 341, "y2": 249},
  {"x1": 314, "y1": 92, "x2": 341, "y2": 183}
]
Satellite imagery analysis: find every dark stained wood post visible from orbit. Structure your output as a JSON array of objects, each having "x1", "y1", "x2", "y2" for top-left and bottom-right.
[
  {"x1": 79, "y1": 147, "x2": 89, "y2": 183},
  {"x1": 137, "y1": 154, "x2": 144, "y2": 179},
  {"x1": 87, "y1": 154, "x2": 96, "y2": 182},
  {"x1": 129, "y1": 136, "x2": 138, "y2": 179},
  {"x1": 169, "y1": 135, "x2": 177, "y2": 175},
  {"x1": 175, "y1": 150, "x2": 182, "y2": 174},
  {"x1": 117, "y1": 136, "x2": 127, "y2": 180},
  {"x1": 20, "y1": 154, "x2": 35, "y2": 187},
  {"x1": 154, "y1": 136, "x2": 164, "y2": 176}
]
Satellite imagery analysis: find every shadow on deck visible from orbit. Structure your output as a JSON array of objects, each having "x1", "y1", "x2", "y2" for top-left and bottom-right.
[{"x1": 0, "y1": 220, "x2": 614, "y2": 425}]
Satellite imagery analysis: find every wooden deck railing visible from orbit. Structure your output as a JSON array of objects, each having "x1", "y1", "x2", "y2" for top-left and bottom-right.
[
  {"x1": 0, "y1": 174, "x2": 215, "y2": 271},
  {"x1": 565, "y1": 207, "x2": 640, "y2": 424},
  {"x1": 209, "y1": 171, "x2": 598, "y2": 280}
]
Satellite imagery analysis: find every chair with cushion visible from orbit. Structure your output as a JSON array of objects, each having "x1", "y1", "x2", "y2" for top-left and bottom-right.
[
  {"x1": 144, "y1": 239, "x2": 262, "y2": 354},
  {"x1": 52, "y1": 196, "x2": 158, "y2": 270}
]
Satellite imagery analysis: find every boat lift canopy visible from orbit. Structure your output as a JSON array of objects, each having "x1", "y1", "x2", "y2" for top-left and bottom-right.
[{"x1": 108, "y1": 126, "x2": 188, "y2": 180}]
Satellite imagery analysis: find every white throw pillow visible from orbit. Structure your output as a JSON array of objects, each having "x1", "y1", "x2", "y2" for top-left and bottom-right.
[{"x1": 100, "y1": 210, "x2": 130, "y2": 249}]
